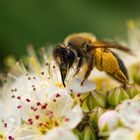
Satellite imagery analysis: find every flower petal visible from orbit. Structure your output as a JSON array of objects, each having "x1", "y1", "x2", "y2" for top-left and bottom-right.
[
  {"x1": 119, "y1": 100, "x2": 140, "y2": 129},
  {"x1": 63, "y1": 105, "x2": 83, "y2": 129},
  {"x1": 109, "y1": 128, "x2": 132, "y2": 140},
  {"x1": 15, "y1": 126, "x2": 41, "y2": 140},
  {"x1": 43, "y1": 127, "x2": 78, "y2": 140},
  {"x1": 0, "y1": 102, "x2": 21, "y2": 136},
  {"x1": 47, "y1": 92, "x2": 73, "y2": 117},
  {"x1": 68, "y1": 78, "x2": 96, "y2": 93}
]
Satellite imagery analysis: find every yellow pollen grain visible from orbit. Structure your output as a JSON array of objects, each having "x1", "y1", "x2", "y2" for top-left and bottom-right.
[
  {"x1": 0, "y1": 132, "x2": 6, "y2": 140},
  {"x1": 36, "y1": 117, "x2": 62, "y2": 135},
  {"x1": 135, "y1": 131, "x2": 140, "y2": 140},
  {"x1": 55, "y1": 82, "x2": 64, "y2": 88},
  {"x1": 29, "y1": 56, "x2": 42, "y2": 77}
]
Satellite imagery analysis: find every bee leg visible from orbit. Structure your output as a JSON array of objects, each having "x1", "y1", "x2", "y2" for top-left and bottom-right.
[
  {"x1": 106, "y1": 72, "x2": 128, "y2": 88},
  {"x1": 106, "y1": 63, "x2": 129, "y2": 88},
  {"x1": 73, "y1": 58, "x2": 83, "y2": 77},
  {"x1": 113, "y1": 52, "x2": 129, "y2": 86},
  {"x1": 81, "y1": 56, "x2": 94, "y2": 85},
  {"x1": 102, "y1": 51, "x2": 129, "y2": 88}
]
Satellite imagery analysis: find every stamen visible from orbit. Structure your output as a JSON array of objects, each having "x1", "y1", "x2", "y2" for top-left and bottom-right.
[
  {"x1": 77, "y1": 93, "x2": 81, "y2": 97},
  {"x1": 53, "y1": 99, "x2": 56, "y2": 102},
  {"x1": 8, "y1": 136, "x2": 14, "y2": 140},
  {"x1": 64, "y1": 118, "x2": 70, "y2": 122},
  {"x1": 4, "y1": 123, "x2": 7, "y2": 128},
  {"x1": 26, "y1": 99, "x2": 31, "y2": 102},
  {"x1": 17, "y1": 105, "x2": 22, "y2": 109},
  {"x1": 11, "y1": 95, "x2": 15, "y2": 98},
  {"x1": 7, "y1": 73, "x2": 18, "y2": 80},
  {"x1": 56, "y1": 93, "x2": 60, "y2": 98},
  {"x1": 16, "y1": 60, "x2": 27, "y2": 74},
  {"x1": 41, "y1": 103, "x2": 48, "y2": 109},
  {"x1": 17, "y1": 96, "x2": 21, "y2": 100},
  {"x1": 35, "y1": 115, "x2": 40, "y2": 120},
  {"x1": 36, "y1": 102, "x2": 41, "y2": 106}
]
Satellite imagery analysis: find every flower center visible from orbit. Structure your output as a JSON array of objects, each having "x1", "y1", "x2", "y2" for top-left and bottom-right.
[
  {"x1": 54, "y1": 82, "x2": 64, "y2": 88},
  {"x1": 36, "y1": 116, "x2": 62, "y2": 135}
]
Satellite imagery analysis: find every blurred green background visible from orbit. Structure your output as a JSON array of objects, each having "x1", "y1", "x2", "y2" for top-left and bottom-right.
[{"x1": 0, "y1": 0, "x2": 140, "y2": 70}]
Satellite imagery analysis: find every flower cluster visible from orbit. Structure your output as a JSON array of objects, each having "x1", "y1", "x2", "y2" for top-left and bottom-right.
[{"x1": 0, "y1": 20, "x2": 140, "y2": 140}]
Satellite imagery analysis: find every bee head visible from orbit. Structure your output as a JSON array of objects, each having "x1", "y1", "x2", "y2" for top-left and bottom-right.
[{"x1": 53, "y1": 45, "x2": 76, "y2": 87}]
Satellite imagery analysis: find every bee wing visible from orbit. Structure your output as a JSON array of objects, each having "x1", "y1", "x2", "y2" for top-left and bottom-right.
[{"x1": 92, "y1": 41, "x2": 134, "y2": 56}]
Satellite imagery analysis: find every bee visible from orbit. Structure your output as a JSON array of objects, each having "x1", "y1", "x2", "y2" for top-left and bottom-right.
[{"x1": 53, "y1": 33, "x2": 133, "y2": 87}]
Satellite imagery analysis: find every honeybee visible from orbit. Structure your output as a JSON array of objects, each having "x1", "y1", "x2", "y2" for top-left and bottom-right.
[{"x1": 53, "y1": 33, "x2": 132, "y2": 87}]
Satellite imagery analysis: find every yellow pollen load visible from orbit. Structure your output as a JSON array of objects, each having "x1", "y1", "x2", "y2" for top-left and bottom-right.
[{"x1": 95, "y1": 49, "x2": 119, "y2": 73}]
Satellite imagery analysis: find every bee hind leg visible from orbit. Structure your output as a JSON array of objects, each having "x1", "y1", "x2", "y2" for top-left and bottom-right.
[{"x1": 106, "y1": 70, "x2": 129, "y2": 89}]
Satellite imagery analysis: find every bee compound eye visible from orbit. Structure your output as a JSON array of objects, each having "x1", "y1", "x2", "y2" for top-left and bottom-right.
[
  {"x1": 68, "y1": 41, "x2": 75, "y2": 47},
  {"x1": 83, "y1": 42, "x2": 92, "y2": 52}
]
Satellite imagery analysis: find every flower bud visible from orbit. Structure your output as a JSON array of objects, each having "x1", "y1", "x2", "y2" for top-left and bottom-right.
[
  {"x1": 98, "y1": 110, "x2": 120, "y2": 133},
  {"x1": 89, "y1": 107, "x2": 105, "y2": 128},
  {"x1": 107, "y1": 87, "x2": 130, "y2": 107},
  {"x1": 73, "y1": 129, "x2": 83, "y2": 140},
  {"x1": 83, "y1": 125, "x2": 97, "y2": 140},
  {"x1": 129, "y1": 63, "x2": 140, "y2": 84},
  {"x1": 126, "y1": 85, "x2": 140, "y2": 98},
  {"x1": 86, "y1": 90, "x2": 106, "y2": 111},
  {"x1": 133, "y1": 94, "x2": 140, "y2": 101}
]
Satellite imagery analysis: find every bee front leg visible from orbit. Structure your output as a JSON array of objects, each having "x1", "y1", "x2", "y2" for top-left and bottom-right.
[
  {"x1": 81, "y1": 55, "x2": 94, "y2": 85},
  {"x1": 73, "y1": 57, "x2": 83, "y2": 77}
]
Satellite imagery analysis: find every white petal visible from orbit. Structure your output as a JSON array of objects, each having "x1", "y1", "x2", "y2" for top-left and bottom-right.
[
  {"x1": 50, "y1": 60, "x2": 62, "y2": 83},
  {"x1": 119, "y1": 100, "x2": 140, "y2": 129},
  {"x1": 47, "y1": 92, "x2": 73, "y2": 117},
  {"x1": 68, "y1": 78, "x2": 96, "y2": 93},
  {"x1": 10, "y1": 75, "x2": 33, "y2": 94},
  {"x1": 15, "y1": 126, "x2": 41, "y2": 140},
  {"x1": 0, "y1": 102, "x2": 21, "y2": 136},
  {"x1": 63, "y1": 105, "x2": 83, "y2": 129},
  {"x1": 43, "y1": 127, "x2": 78, "y2": 140},
  {"x1": 44, "y1": 84, "x2": 67, "y2": 99},
  {"x1": 109, "y1": 128, "x2": 132, "y2": 140}
]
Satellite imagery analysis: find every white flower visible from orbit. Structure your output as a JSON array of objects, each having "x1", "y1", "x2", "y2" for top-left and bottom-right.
[
  {"x1": 109, "y1": 99, "x2": 140, "y2": 140},
  {"x1": 15, "y1": 91, "x2": 83, "y2": 138},
  {"x1": 118, "y1": 100, "x2": 140, "y2": 129}
]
